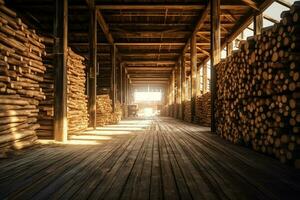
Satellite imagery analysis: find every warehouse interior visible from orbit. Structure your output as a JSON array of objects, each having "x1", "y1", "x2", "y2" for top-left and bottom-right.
[{"x1": 1, "y1": 0, "x2": 300, "y2": 199}]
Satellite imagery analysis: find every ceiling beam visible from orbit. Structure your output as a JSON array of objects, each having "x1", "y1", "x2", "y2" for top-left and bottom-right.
[
  {"x1": 241, "y1": 0, "x2": 259, "y2": 10},
  {"x1": 125, "y1": 61, "x2": 176, "y2": 65},
  {"x1": 126, "y1": 67, "x2": 173, "y2": 71},
  {"x1": 275, "y1": 0, "x2": 291, "y2": 8},
  {"x1": 96, "y1": 10, "x2": 114, "y2": 44}
]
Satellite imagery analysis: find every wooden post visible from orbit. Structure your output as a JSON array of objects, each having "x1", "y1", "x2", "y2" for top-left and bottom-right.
[
  {"x1": 181, "y1": 54, "x2": 186, "y2": 120},
  {"x1": 254, "y1": 12, "x2": 263, "y2": 35},
  {"x1": 190, "y1": 34, "x2": 197, "y2": 122},
  {"x1": 172, "y1": 69, "x2": 176, "y2": 117},
  {"x1": 120, "y1": 63, "x2": 123, "y2": 104},
  {"x1": 53, "y1": 0, "x2": 68, "y2": 142},
  {"x1": 196, "y1": 64, "x2": 201, "y2": 96},
  {"x1": 111, "y1": 44, "x2": 116, "y2": 112},
  {"x1": 88, "y1": 2, "x2": 97, "y2": 129},
  {"x1": 210, "y1": 0, "x2": 221, "y2": 133},
  {"x1": 226, "y1": 42, "x2": 233, "y2": 57},
  {"x1": 177, "y1": 61, "x2": 182, "y2": 119},
  {"x1": 203, "y1": 63, "x2": 208, "y2": 93}
]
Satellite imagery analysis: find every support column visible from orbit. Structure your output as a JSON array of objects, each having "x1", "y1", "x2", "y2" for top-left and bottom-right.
[
  {"x1": 172, "y1": 69, "x2": 176, "y2": 117},
  {"x1": 120, "y1": 63, "x2": 123, "y2": 104},
  {"x1": 177, "y1": 61, "x2": 182, "y2": 119},
  {"x1": 53, "y1": 0, "x2": 68, "y2": 142},
  {"x1": 88, "y1": 2, "x2": 97, "y2": 129},
  {"x1": 190, "y1": 34, "x2": 197, "y2": 122},
  {"x1": 111, "y1": 44, "x2": 116, "y2": 112},
  {"x1": 210, "y1": 0, "x2": 221, "y2": 133},
  {"x1": 181, "y1": 54, "x2": 186, "y2": 120},
  {"x1": 254, "y1": 12, "x2": 263, "y2": 35},
  {"x1": 203, "y1": 63, "x2": 208, "y2": 93},
  {"x1": 226, "y1": 42, "x2": 233, "y2": 57}
]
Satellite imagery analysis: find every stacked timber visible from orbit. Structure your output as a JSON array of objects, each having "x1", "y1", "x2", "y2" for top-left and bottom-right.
[
  {"x1": 0, "y1": 3, "x2": 46, "y2": 154},
  {"x1": 184, "y1": 101, "x2": 192, "y2": 122},
  {"x1": 216, "y1": 2, "x2": 300, "y2": 167},
  {"x1": 196, "y1": 92, "x2": 211, "y2": 126},
  {"x1": 67, "y1": 48, "x2": 88, "y2": 133},
  {"x1": 96, "y1": 95, "x2": 113, "y2": 126},
  {"x1": 111, "y1": 101, "x2": 122, "y2": 124},
  {"x1": 37, "y1": 36, "x2": 54, "y2": 138}
]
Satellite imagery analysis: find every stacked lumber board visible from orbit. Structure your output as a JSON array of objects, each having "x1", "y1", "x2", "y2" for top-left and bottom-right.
[
  {"x1": 111, "y1": 101, "x2": 122, "y2": 124},
  {"x1": 216, "y1": 2, "x2": 300, "y2": 167},
  {"x1": 196, "y1": 92, "x2": 211, "y2": 127},
  {"x1": 67, "y1": 48, "x2": 88, "y2": 133},
  {"x1": 37, "y1": 36, "x2": 54, "y2": 138},
  {"x1": 184, "y1": 101, "x2": 192, "y2": 122},
  {"x1": 0, "y1": 3, "x2": 46, "y2": 155}
]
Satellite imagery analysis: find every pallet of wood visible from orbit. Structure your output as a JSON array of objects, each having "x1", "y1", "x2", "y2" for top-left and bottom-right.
[
  {"x1": 0, "y1": 3, "x2": 46, "y2": 155},
  {"x1": 216, "y1": 2, "x2": 300, "y2": 167},
  {"x1": 196, "y1": 92, "x2": 211, "y2": 127},
  {"x1": 67, "y1": 48, "x2": 88, "y2": 133}
]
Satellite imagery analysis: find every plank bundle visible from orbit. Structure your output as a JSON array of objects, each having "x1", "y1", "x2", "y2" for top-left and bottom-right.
[
  {"x1": 67, "y1": 48, "x2": 88, "y2": 133},
  {"x1": 37, "y1": 36, "x2": 54, "y2": 138},
  {"x1": 196, "y1": 92, "x2": 211, "y2": 126},
  {"x1": 96, "y1": 95, "x2": 122, "y2": 126},
  {"x1": 0, "y1": 3, "x2": 46, "y2": 155},
  {"x1": 216, "y1": 2, "x2": 300, "y2": 167},
  {"x1": 184, "y1": 100, "x2": 192, "y2": 122}
]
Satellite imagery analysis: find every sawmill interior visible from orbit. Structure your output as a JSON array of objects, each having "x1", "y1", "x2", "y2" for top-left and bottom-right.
[{"x1": 1, "y1": 0, "x2": 300, "y2": 199}]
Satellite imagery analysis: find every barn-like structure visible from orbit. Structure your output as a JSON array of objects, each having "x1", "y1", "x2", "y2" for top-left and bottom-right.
[{"x1": 0, "y1": 0, "x2": 300, "y2": 199}]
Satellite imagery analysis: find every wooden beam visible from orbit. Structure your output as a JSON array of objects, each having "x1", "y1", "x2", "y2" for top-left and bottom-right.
[
  {"x1": 254, "y1": 12, "x2": 263, "y2": 35},
  {"x1": 181, "y1": 52, "x2": 186, "y2": 120},
  {"x1": 190, "y1": 34, "x2": 197, "y2": 121},
  {"x1": 88, "y1": 1, "x2": 97, "y2": 129},
  {"x1": 53, "y1": 0, "x2": 68, "y2": 142},
  {"x1": 96, "y1": 10, "x2": 114, "y2": 44},
  {"x1": 126, "y1": 67, "x2": 173, "y2": 71},
  {"x1": 275, "y1": 0, "x2": 291, "y2": 8},
  {"x1": 125, "y1": 61, "x2": 176, "y2": 65},
  {"x1": 177, "y1": 62, "x2": 182, "y2": 119},
  {"x1": 210, "y1": 0, "x2": 221, "y2": 133},
  {"x1": 241, "y1": 0, "x2": 259, "y2": 10},
  {"x1": 226, "y1": 42, "x2": 233, "y2": 57},
  {"x1": 111, "y1": 45, "x2": 116, "y2": 112}
]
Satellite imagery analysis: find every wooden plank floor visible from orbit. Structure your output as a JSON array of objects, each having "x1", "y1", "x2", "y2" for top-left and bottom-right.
[{"x1": 1, "y1": 117, "x2": 300, "y2": 200}]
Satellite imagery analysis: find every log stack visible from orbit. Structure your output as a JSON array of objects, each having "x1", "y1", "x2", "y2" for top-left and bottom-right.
[
  {"x1": 37, "y1": 36, "x2": 54, "y2": 138},
  {"x1": 67, "y1": 48, "x2": 88, "y2": 133},
  {"x1": 196, "y1": 92, "x2": 211, "y2": 127},
  {"x1": 216, "y1": 2, "x2": 300, "y2": 167},
  {"x1": 0, "y1": 3, "x2": 46, "y2": 155},
  {"x1": 184, "y1": 100, "x2": 192, "y2": 122}
]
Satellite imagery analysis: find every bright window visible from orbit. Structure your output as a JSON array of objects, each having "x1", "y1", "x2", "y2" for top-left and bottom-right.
[{"x1": 134, "y1": 91, "x2": 162, "y2": 102}]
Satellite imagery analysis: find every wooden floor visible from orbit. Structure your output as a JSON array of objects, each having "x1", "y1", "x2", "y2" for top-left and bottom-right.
[{"x1": 1, "y1": 117, "x2": 300, "y2": 200}]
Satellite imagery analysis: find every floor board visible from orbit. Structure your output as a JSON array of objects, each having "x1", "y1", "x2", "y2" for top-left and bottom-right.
[{"x1": 0, "y1": 117, "x2": 300, "y2": 200}]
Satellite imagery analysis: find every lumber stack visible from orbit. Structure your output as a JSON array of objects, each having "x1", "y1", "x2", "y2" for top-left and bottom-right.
[
  {"x1": 184, "y1": 100, "x2": 192, "y2": 122},
  {"x1": 111, "y1": 101, "x2": 122, "y2": 124},
  {"x1": 0, "y1": 3, "x2": 46, "y2": 154},
  {"x1": 196, "y1": 92, "x2": 211, "y2": 127},
  {"x1": 37, "y1": 36, "x2": 54, "y2": 138},
  {"x1": 216, "y1": 2, "x2": 300, "y2": 167},
  {"x1": 67, "y1": 48, "x2": 88, "y2": 133}
]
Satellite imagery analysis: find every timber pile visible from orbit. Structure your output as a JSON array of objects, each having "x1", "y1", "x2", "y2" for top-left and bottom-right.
[
  {"x1": 196, "y1": 92, "x2": 211, "y2": 126},
  {"x1": 67, "y1": 48, "x2": 88, "y2": 133},
  {"x1": 216, "y1": 2, "x2": 300, "y2": 167},
  {"x1": 0, "y1": 3, "x2": 46, "y2": 154},
  {"x1": 37, "y1": 36, "x2": 54, "y2": 138},
  {"x1": 184, "y1": 101, "x2": 192, "y2": 122},
  {"x1": 96, "y1": 95, "x2": 123, "y2": 126}
]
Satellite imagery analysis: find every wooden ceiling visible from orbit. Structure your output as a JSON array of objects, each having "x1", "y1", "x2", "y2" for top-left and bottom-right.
[{"x1": 6, "y1": 0, "x2": 274, "y2": 86}]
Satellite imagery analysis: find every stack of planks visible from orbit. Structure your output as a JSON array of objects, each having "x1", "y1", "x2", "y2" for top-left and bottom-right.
[
  {"x1": 216, "y1": 2, "x2": 300, "y2": 167},
  {"x1": 0, "y1": 2, "x2": 46, "y2": 155},
  {"x1": 67, "y1": 48, "x2": 88, "y2": 133},
  {"x1": 196, "y1": 92, "x2": 211, "y2": 127},
  {"x1": 96, "y1": 94, "x2": 113, "y2": 126},
  {"x1": 37, "y1": 36, "x2": 54, "y2": 138},
  {"x1": 111, "y1": 101, "x2": 122, "y2": 124},
  {"x1": 184, "y1": 100, "x2": 192, "y2": 122}
]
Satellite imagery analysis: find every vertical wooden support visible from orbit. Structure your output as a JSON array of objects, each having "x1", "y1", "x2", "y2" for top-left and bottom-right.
[
  {"x1": 111, "y1": 44, "x2": 116, "y2": 112},
  {"x1": 53, "y1": 0, "x2": 68, "y2": 142},
  {"x1": 226, "y1": 42, "x2": 233, "y2": 57},
  {"x1": 254, "y1": 12, "x2": 263, "y2": 35},
  {"x1": 177, "y1": 61, "x2": 182, "y2": 119},
  {"x1": 181, "y1": 54, "x2": 186, "y2": 120},
  {"x1": 196, "y1": 64, "x2": 201, "y2": 96},
  {"x1": 172, "y1": 69, "x2": 175, "y2": 117},
  {"x1": 88, "y1": 3, "x2": 97, "y2": 129},
  {"x1": 210, "y1": 0, "x2": 221, "y2": 132},
  {"x1": 203, "y1": 63, "x2": 208, "y2": 93},
  {"x1": 120, "y1": 63, "x2": 123, "y2": 104},
  {"x1": 190, "y1": 34, "x2": 197, "y2": 122}
]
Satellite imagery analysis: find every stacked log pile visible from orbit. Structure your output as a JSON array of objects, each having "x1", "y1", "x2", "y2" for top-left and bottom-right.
[
  {"x1": 37, "y1": 36, "x2": 54, "y2": 138},
  {"x1": 216, "y1": 2, "x2": 300, "y2": 167},
  {"x1": 67, "y1": 48, "x2": 88, "y2": 133},
  {"x1": 184, "y1": 101, "x2": 192, "y2": 122},
  {"x1": 196, "y1": 92, "x2": 211, "y2": 126},
  {"x1": 0, "y1": 3, "x2": 46, "y2": 154}
]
